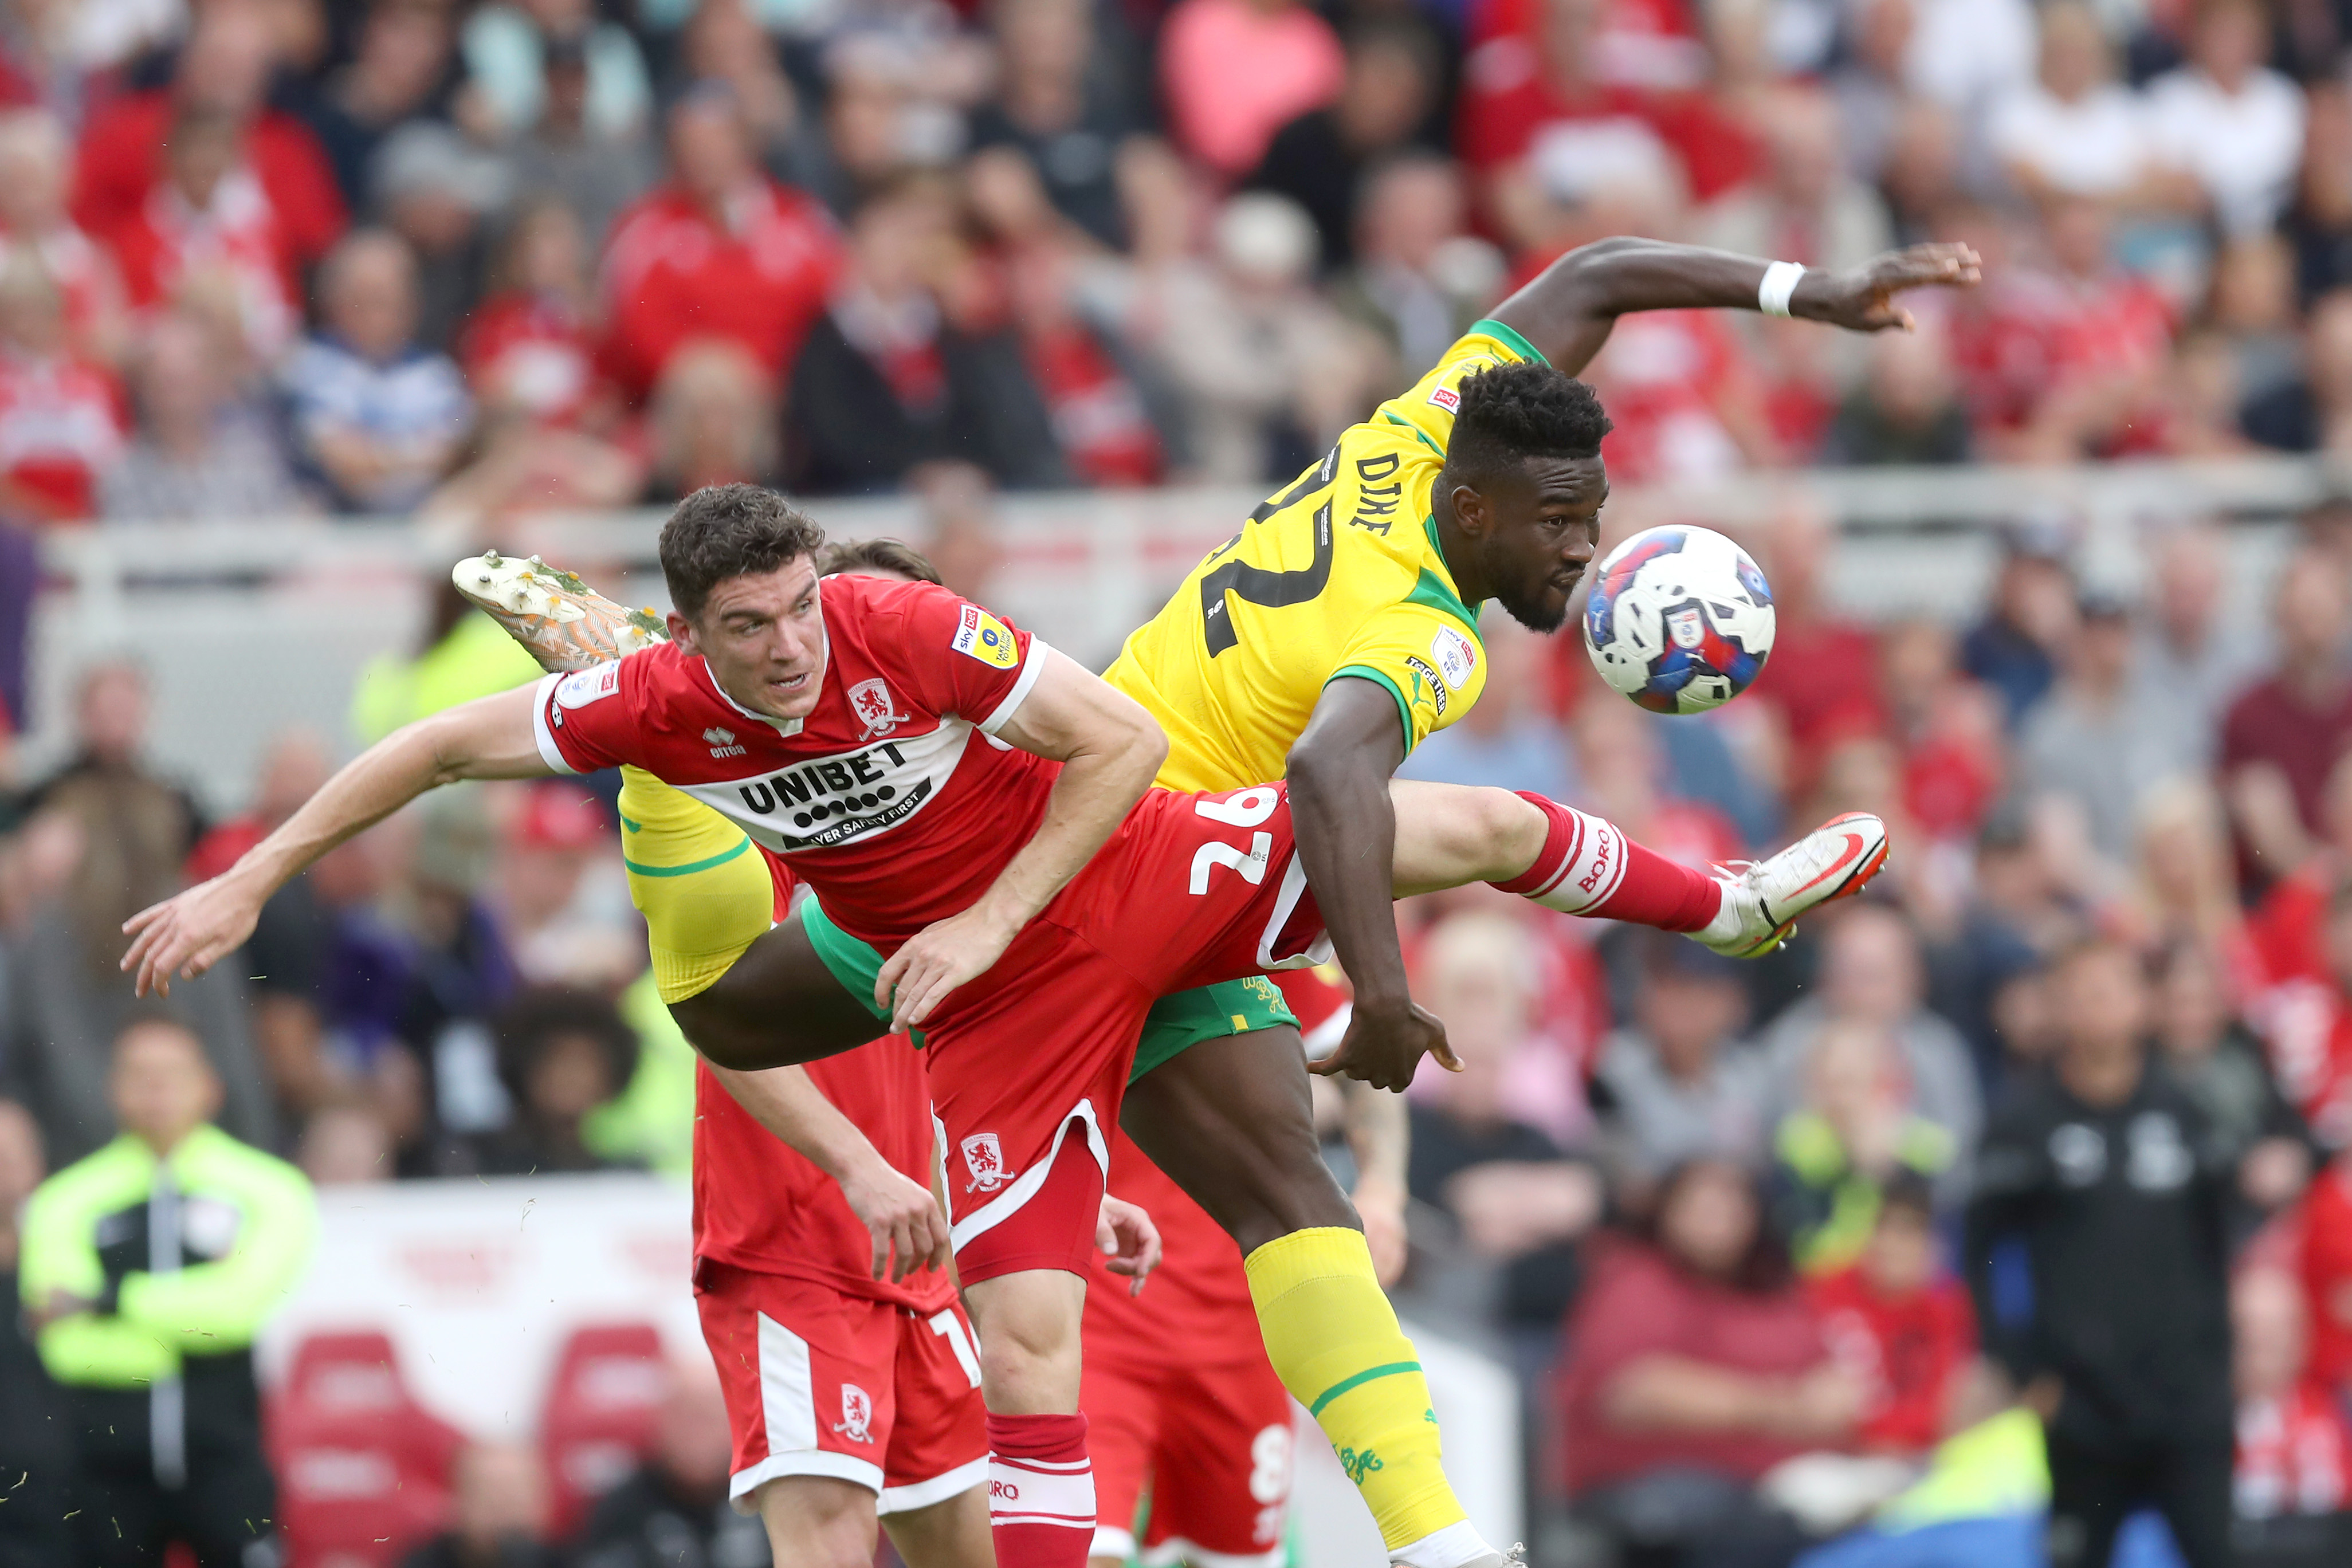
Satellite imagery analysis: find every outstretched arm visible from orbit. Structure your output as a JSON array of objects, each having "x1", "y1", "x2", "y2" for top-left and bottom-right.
[
  {"x1": 123, "y1": 683, "x2": 553, "y2": 995},
  {"x1": 876, "y1": 650, "x2": 1168, "y2": 1031},
  {"x1": 1291, "y1": 677, "x2": 1454, "y2": 1092},
  {"x1": 1490, "y1": 237, "x2": 1982, "y2": 377}
]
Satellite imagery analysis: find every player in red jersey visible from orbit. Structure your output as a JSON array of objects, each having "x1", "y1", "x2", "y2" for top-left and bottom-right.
[{"x1": 126, "y1": 487, "x2": 1888, "y2": 1568}]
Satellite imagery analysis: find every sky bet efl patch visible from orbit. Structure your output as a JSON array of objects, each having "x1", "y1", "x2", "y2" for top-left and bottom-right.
[{"x1": 951, "y1": 604, "x2": 1019, "y2": 669}]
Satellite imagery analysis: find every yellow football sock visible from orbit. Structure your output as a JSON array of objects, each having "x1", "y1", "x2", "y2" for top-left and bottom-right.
[
  {"x1": 1245, "y1": 1227, "x2": 1469, "y2": 1556},
  {"x1": 615, "y1": 765, "x2": 775, "y2": 1003}
]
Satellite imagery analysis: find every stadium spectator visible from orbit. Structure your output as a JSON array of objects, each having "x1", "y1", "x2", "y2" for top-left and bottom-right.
[
  {"x1": 2245, "y1": 289, "x2": 2352, "y2": 453},
  {"x1": 1805, "y1": 1173, "x2": 1978, "y2": 1457},
  {"x1": 473, "y1": 985, "x2": 639, "y2": 1176},
  {"x1": 0, "y1": 111, "x2": 128, "y2": 369},
  {"x1": 2231, "y1": 1267, "x2": 2352, "y2": 1564},
  {"x1": 2158, "y1": 939, "x2": 2311, "y2": 1206},
  {"x1": 1756, "y1": 906, "x2": 1981, "y2": 1197},
  {"x1": 1558, "y1": 1157, "x2": 1854, "y2": 1568},
  {"x1": 598, "y1": 82, "x2": 840, "y2": 404},
  {"x1": 1772, "y1": 1019, "x2": 1960, "y2": 1274},
  {"x1": 969, "y1": 0, "x2": 1144, "y2": 250},
  {"x1": 1699, "y1": 85, "x2": 1891, "y2": 281},
  {"x1": 1247, "y1": 18, "x2": 1444, "y2": 272},
  {"x1": 1157, "y1": 0, "x2": 1342, "y2": 181},
  {"x1": 72, "y1": 0, "x2": 345, "y2": 292},
  {"x1": 1407, "y1": 910, "x2": 1603, "y2": 1332},
  {"x1": 401, "y1": 1440, "x2": 559, "y2": 1568},
  {"x1": 0, "y1": 1096, "x2": 65, "y2": 1568},
  {"x1": 373, "y1": 120, "x2": 515, "y2": 352},
  {"x1": 786, "y1": 178, "x2": 1063, "y2": 494},
  {"x1": 1591, "y1": 933, "x2": 1766, "y2": 1191},
  {"x1": 295, "y1": 1097, "x2": 395, "y2": 1187},
  {"x1": 1961, "y1": 529, "x2": 2078, "y2": 725},
  {"x1": 101, "y1": 309, "x2": 301, "y2": 521},
  {"x1": 2221, "y1": 555, "x2": 2352, "y2": 880},
  {"x1": 1820, "y1": 318, "x2": 1972, "y2": 466},
  {"x1": 2137, "y1": 524, "x2": 2267, "y2": 761},
  {"x1": 570, "y1": 1354, "x2": 769, "y2": 1568},
  {"x1": 1965, "y1": 938, "x2": 2237, "y2": 1568},
  {"x1": 1986, "y1": 1, "x2": 2173, "y2": 210},
  {"x1": 461, "y1": 0, "x2": 649, "y2": 149},
  {"x1": 281, "y1": 228, "x2": 472, "y2": 513},
  {"x1": 494, "y1": 783, "x2": 635, "y2": 988},
  {"x1": 497, "y1": 27, "x2": 657, "y2": 249},
  {"x1": 642, "y1": 339, "x2": 779, "y2": 501},
  {"x1": 0, "y1": 245, "x2": 120, "y2": 522},
  {"x1": 669, "y1": 0, "x2": 799, "y2": 176},
  {"x1": 1329, "y1": 153, "x2": 1505, "y2": 387},
  {"x1": 1002, "y1": 237, "x2": 1166, "y2": 488},
  {"x1": 1750, "y1": 505, "x2": 1888, "y2": 764},
  {"x1": 2017, "y1": 592, "x2": 2187, "y2": 869},
  {"x1": 460, "y1": 200, "x2": 604, "y2": 430},
  {"x1": 2145, "y1": 0, "x2": 2307, "y2": 238},
  {"x1": 15, "y1": 1016, "x2": 315, "y2": 1568},
  {"x1": 303, "y1": 0, "x2": 464, "y2": 210}
]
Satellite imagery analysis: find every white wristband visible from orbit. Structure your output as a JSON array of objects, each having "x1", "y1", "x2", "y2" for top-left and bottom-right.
[{"x1": 1758, "y1": 260, "x2": 1804, "y2": 318}]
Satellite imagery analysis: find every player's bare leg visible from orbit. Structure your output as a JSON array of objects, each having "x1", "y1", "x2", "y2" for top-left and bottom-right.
[
  {"x1": 883, "y1": 1487, "x2": 996, "y2": 1568},
  {"x1": 752, "y1": 1476, "x2": 889, "y2": 1568}
]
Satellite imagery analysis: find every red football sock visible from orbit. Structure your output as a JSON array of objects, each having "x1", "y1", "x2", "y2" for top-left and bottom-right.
[
  {"x1": 986, "y1": 1412, "x2": 1095, "y2": 1568},
  {"x1": 1492, "y1": 791, "x2": 1724, "y2": 931}
]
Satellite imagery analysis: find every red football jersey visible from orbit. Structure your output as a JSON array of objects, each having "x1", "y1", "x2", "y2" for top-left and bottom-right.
[
  {"x1": 693, "y1": 1043, "x2": 955, "y2": 1312},
  {"x1": 532, "y1": 575, "x2": 1055, "y2": 948},
  {"x1": 1807, "y1": 1264, "x2": 1976, "y2": 1456}
]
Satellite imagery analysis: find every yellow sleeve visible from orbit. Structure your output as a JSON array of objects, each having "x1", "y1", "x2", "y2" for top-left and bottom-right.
[
  {"x1": 1371, "y1": 319, "x2": 1546, "y2": 463},
  {"x1": 1327, "y1": 604, "x2": 1488, "y2": 757}
]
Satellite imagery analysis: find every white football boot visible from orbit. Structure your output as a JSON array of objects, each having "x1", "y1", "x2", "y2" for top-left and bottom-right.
[
  {"x1": 451, "y1": 549, "x2": 667, "y2": 674},
  {"x1": 1696, "y1": 811, "x2": 1891, "y2": 958}
]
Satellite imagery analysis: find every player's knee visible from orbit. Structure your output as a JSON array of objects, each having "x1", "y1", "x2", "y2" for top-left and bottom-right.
[
  {"x1": 1464, "y1": 785, "x2": 1544, "y2": 874},
  {"x1": 968, "y1": 1282, "x2": 1081, "y2": 1406},
  {"x1": 756, "y1": 1475, "x2": 877, "y2": 1568}
]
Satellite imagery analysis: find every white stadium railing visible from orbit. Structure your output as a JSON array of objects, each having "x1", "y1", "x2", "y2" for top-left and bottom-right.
[{"x1": 32, "y1": 455, "x2": 2330, "y2": 810}]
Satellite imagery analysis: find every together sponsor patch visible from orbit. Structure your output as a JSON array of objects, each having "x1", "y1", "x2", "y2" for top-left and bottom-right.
[{"x1": 951, "y1": 604, "x2": 1019, "y2": 669}]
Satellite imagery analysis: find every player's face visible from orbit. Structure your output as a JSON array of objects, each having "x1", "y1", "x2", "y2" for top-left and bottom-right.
[
  {"x1": 1479, "y1": 455, "x2": 1606, "y2": 634},
  {"x1": 674, "y1": 558, "x2": 828, "y2": 721}
]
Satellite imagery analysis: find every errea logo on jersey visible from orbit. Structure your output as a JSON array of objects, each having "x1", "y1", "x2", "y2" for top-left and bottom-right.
[
  {"x1": 1430, "y1": 627, "x2": 1478, "y2": 690},
  {"x1": 951, "y1": 605, "x2": 1019, "y2": 670},
  {"x1": 702, "y1": 726, "x2": 747, "y2": 759}
]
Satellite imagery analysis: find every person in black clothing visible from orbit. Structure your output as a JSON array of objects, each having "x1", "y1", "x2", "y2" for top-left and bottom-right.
[
  {"x1": 571, "y1": 1356, "x2": 768, "y2": 1568},
  {"x1": 967, "y1": 0, "x2": 1148, "y2": 249},
  {"x1": 1246, "y1": 18, "x2": 1444, "y2": 272},
  {"x1": 1964, "y1": 937, "x2": 2241, "y2": 1568}
]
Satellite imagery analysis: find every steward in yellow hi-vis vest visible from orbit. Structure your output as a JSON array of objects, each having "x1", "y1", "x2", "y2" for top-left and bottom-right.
[{"x1": 1104, "y1": 320, "x2": 1544, "y2": 789}]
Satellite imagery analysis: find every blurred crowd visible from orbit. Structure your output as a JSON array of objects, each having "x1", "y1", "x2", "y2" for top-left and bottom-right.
[{"x1": 0, "y1": 0, "x2": 2349, "y2": 522}]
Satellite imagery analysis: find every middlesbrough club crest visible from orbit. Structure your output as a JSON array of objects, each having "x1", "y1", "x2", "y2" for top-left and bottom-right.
[
  {"x1": 961, "y1": 1133, "x2": 1013, "y2": 1193},
  {"x1": 849, "y1": 678, "x2": 910, "y2": 739},
  {"x1": 834, "y1": 1384, "x2": 875, "y2": 1444}
]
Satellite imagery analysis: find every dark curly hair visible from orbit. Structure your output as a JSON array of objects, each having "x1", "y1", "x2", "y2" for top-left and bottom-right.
[
  {"x1": 1446, "y1": 360, "x2": 1612, "y2": 485},
  {"x1": 492, "y1": 986, "x2": 641, "y2": 1109},
  {"x1": 658, "y1": 484, "x2": 828, "y2": 621}
]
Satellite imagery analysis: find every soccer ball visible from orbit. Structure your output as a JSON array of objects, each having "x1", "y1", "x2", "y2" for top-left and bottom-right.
[{"x1": 1583, "y1": 526, "x2": 1775, "y2": 714}]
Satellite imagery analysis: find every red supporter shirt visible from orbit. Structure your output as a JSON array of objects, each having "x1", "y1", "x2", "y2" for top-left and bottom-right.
[
  {"x1": 2251, "y1": 977, "x2": 2352, "y2": 1149},
  {"x1": 0, "y1": 349, "x2": 123, "y2": 520},
  {"x1": 2237, "y1": 1379, "x2": 2352, "y2": 1518},
  {"x1": 461, "y1": 291, "x2": 602, "y2": 427},
  {"x1": 103, "y1": 171, "x2": 299, "y2": 356},
  {"x1": 73, "y1": 93, "x2": 344, "y2": 284},
  {"x1": 1085, "y1": 1128, "x2": 1261, "y2": 1363},
  {"x1": 2298, "y1": 1162, "x2": 2352, "y2": 1390},
  {"x1": 1583, "y1": 312, "x2": 1759, "y2": 484},
  {"x1": 1558, "y1": 1239, "x2": 1830, "y2": 1494},
  {"x1": 598, "y1": 180, "x2": 841, "y2": 403},
  {"x1": 531, "y1": 575, "x2": 1055, "y2": 948},
  {"x1": 1951, "y1": 269, "x2": 2174, "y2": 438},
  {"x1": 5, "y1": 223, "x2": 121, "y2": 357},
  {"x1": 1807, "y1": 1265, "x2": 1976, "y2": 1456}
]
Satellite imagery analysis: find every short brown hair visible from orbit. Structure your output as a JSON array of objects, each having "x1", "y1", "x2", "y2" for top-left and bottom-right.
[
  {"x1": 818, "y1": 538, "x2": 941, "y2": 585},
  {"x1": 658, "y1": 484, "x2": 827, "y2": 621}
]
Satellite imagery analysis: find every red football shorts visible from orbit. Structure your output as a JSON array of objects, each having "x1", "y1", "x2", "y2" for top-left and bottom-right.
[
  {"x1": 925, "y1": 785, "x2": 1327, "y2": 1288},
  {"x1": 1085, "y1": 1346, "x2": 1299, "y2": 1566},
  {"x1": 694, "y1": 1261, "x2": 988, "y2": 1514}
]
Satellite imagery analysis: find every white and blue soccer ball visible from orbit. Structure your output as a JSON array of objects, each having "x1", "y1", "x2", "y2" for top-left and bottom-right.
[{"x1": 1582, "y1": 525, "x2": 1776, "y2": 714}]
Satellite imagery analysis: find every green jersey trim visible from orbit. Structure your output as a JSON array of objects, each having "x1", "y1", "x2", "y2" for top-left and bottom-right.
[
  {"x1": 1380, "y1": 411, "x2": 1444, "y2": 457},
  {"x1": 1329, "y1": 665, "x2": 1417, "y2": 758},
  {"x1": 622, "y1": 835, "x2": 752, "y2": 879},
  {"x1": 1407, "y1": 518, "x2": 1482, "y2": 636},
  {"x1": 1309, "y1": 1359, "x2": 1424, "y2": 1417},
  {"x1": 1468, "y1": 316, "x2": 1545, "y2": 366}
]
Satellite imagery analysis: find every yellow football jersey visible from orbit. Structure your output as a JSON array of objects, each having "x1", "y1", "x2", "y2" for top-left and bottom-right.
[{"x1": 1105, "y1": 319, "x2": 1543, "y2": 792}]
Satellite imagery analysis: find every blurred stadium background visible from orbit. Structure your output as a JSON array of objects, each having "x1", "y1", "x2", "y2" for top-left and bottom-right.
[{"x1": 7, "y1": 0, "x2": 2352, "y2": 1566}]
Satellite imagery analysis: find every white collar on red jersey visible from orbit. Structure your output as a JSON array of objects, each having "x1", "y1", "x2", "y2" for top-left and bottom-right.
[{"x1": 695, "y1": 590, "x2": 831, "y2": 737}]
